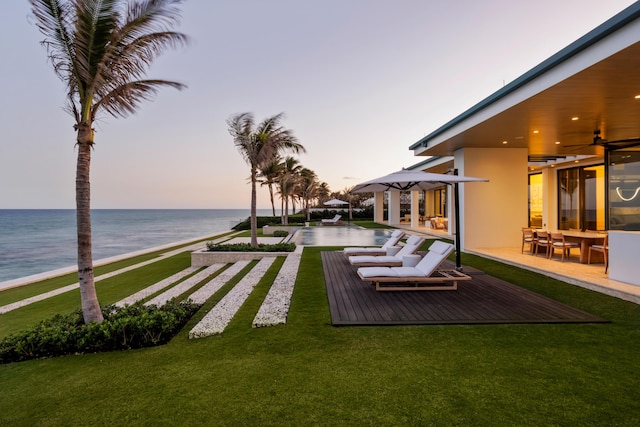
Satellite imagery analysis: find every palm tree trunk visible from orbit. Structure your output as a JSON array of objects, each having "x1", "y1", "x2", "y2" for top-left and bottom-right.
[
  {"x1": 250, "y1": 167, "x2": 258, "y2": 247},
  {"x1": 268, "y1": 184, "x2": 276, "y2": 217},
  {"x1": 75, "y1": 122, "x2": 103, "y2": 324}
]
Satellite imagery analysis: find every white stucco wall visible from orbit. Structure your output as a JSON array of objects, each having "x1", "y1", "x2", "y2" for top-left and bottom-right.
[{"x1": 455, "y1": 147, "x2": 528, "y2": 249}]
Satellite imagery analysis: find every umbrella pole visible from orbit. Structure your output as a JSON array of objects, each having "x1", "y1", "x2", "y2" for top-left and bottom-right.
[{"x1": 453, "y1": 181, "x2": 462, "y2": 271}]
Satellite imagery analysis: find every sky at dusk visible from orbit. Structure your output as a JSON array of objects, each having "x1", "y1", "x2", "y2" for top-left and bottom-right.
[{"x1": 0, "y1": 0, "x2": 636, "y2": 209}]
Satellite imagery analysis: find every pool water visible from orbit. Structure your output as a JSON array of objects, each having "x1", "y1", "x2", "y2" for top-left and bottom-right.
[{"x1": 291, "y1": 227, "x2": 393, "y2": 246}]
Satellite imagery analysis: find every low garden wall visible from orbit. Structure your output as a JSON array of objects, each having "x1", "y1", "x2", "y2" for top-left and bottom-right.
[{"x1": 262, "y1": 225, "x2": 305, "y2": 235}]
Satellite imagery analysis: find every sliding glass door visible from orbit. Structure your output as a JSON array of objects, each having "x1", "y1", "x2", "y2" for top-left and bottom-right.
[{"x1": 557, "y1": 165, "x2": 604, "y2": 230}]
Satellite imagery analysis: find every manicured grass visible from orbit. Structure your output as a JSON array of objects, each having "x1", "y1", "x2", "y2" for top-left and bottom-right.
[{"x1": 1, "y1": 246, "x2": 639, "y2": 425}]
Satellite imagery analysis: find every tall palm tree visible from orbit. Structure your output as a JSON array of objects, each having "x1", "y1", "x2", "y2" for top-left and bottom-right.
[
  {"x1": 298, "y1": 168, "x2": 319, "y2": 221},
  {"x1": 277, "y1": 156, "x2": 302, "y2": 225},
  {"x1": 317, "y1": 182, "x2": 331, "y2": 206},
  {"x1": 258, "y1": 155, "x2": 283, "y2": 217},
  {"x1": 30, "y1": 0, "x2": 188, "y2": 324},
  {"x1": 228, "y1": 113, "x2": 305, "y2": 246}
]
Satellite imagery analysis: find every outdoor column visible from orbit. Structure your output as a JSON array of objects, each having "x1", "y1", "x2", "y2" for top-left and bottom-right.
[
  {"x1": 455, "y1": 147, "x2": 528, "y2": 249},
  {"x1": 542, "y1": 168, "x2": 557, "y2": 230},
  {"x1": 388, "y1": 191, "x2": 401, "y2": 225},
  {"x1": 374, "y1": 191, "x2": 385, "y2": 224},
  {"x1": 411, "y1": 190, "x2": 420, "y2": 228}
]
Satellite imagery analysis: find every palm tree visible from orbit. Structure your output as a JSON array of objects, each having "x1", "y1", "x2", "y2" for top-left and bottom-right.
[
  {"x1": 298, "y1": 168, "x2": 319, "y2": 221},
  {"x1": 258, "y1": 156, "x2": 283, "y2": 217},
  {"x1": 317, "y1": 182, "x2": 331, "y2": 206},
  {"x1": 30, "y1": 0, "x2": 188, "y2": 324},
  {"x1": 228, "y1": 113, "x2": 305, "y2": 246},
  {"x1": 277, "y1": 156, "x2": 302, "y2": 225}
]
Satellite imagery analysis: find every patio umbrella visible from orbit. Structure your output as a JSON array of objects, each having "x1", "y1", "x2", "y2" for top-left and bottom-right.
[
  {"x1": 324, "y1": 198, "x2": 351, "y2": 221},
  {"x1": 323, "y1": 198, "x2": 349, "y2": 206},
  {"x1": 351, "y1": 169, "x2": 488, "y2": 270}
]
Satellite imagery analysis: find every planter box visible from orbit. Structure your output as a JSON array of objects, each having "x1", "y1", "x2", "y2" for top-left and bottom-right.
[
  {"x1": 262, "y1": 225, "x2": 302, "y2": 235},
  {"x1": 191, "y1": 249, "x2": 292, "y2": 266}
]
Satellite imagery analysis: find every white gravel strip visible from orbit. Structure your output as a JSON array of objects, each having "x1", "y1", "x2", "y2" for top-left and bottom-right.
[
  {"x1": 145, "y1": 264, "x2": 225, "y2": 307},
  {"x1": 0, "y1": 233, "x2": 239, "y2": 315},
  {"x1": 0, "y1": 257, "x2": 182, "y2": 315},
  {"x1": 0, "y1": 283, "x2": 80, "y2": 315},
  {"x1": 188, "y1": 260, "x2": 251, "y2": 305},
  {"x1": 114, "y1": 267, "x2": 199, "y2": 307},
  {"x1": 189, "y1": 257, "x2": 276, "y2": 339},
  {"x1": 252, "y1": 250, "x2": 302, "y2": 328}
]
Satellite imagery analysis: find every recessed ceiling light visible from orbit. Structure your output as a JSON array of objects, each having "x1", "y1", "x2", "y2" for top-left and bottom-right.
[
  {"x1": 574, "y1": 160, "x2": 579, "y2": 163},
  {"x1": 533, "y1": 130, "x2": 539, "y2": 134},
  {"x1": 635, "y1": 94, "x2": 640, "y2": 99},
  {"x1": 555, "y1": 141, "x2": 561, "y2": 145},
  {"x1": 571, "y1": 116, "x2": 579, "y2": 121},
  {"x1": 502, "y1": 140, "x2": 508, "y2": 144}
]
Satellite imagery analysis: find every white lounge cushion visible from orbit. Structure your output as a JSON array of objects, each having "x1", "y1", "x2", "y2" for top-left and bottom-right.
[
  {"x1": 390, "y1": 267, "x2": 425, "y2": 277},
  {"x1": 357, "y1": 240, "x2": 455, "y2": 278},
  {"x1": 428, "y1": 240, "x2": 452, "y2": 255},
  {"x1": 348, "y1": 236, "x2": 425, "y2": 265},
  {"x1": 357, "y1": 267, "x2": 399, "y2": 278},
  {"x1": 349, "y1": 255, "x2": 399, "y2": 264},
  {"x1": 343, "y1": 230, "x2": 404, "y2": 254}
]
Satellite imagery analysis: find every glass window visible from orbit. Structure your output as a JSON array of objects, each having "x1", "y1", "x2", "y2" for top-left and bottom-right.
[
  {"x1": 434, "y1": 188, "x2": 447, "y2": 217},
  {"x1": 528, "y1": 173, "x2": 543, "y2": 227},
  {"x1": 584, "y1": 165, "x2": 605, "y2": 231},
  {"x1": 558, "y1": 168, "x2": 581, "y2": 230},
  {"x1": 609, "y1": 149, "x2": 640, "y2": 230},
  {"x1": 557, "y1": 165, "x2": 605, "y2": 230}
]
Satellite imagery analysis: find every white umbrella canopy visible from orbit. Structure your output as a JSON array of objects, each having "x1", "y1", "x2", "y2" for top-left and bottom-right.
[
  {"x1": 351, "y1": 169, "x2": 489, "y2": 270},
  {"x1": 324, "y1": 198, "x2": 349, "y2": 206},
  {"x1": 351, "y1": 169, "x2": 488, "y2": 193}
]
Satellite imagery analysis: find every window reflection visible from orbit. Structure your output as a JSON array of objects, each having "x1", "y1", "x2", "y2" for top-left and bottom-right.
[
  {"x1": 609, "y1": 149, "x2": 640, "y2": 230},
  {"x1": 528, "y1": 173, "x2": 543, "y2": 227}
]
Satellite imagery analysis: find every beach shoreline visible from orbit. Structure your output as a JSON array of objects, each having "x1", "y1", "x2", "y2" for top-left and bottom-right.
[{"x1": 0, "y1": 232, "x2": 231, "y2": 292}]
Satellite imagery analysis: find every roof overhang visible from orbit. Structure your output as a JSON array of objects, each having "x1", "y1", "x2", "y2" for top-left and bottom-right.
[{"x1": 410, "y1": 2, "x2": 640, "y2": 160}]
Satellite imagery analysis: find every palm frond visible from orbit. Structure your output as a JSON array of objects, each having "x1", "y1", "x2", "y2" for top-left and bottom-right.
[
  {"x1": 94, "y1": 79, "x2": 185, "y2": 119},
  {"x1": 30, "y1": 0, "x2": 76, "y2": 80}
]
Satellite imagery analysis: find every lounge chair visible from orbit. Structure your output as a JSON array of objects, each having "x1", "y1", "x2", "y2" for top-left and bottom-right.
[
  {"x1": 357, "y1": 240, "x2": 471, "y2": 291},
  {"x1": 321, "y1": 214, "x2": 342, "y2": 225},
  {"x1": 348, "y1": 235, "x2": 425, "y2": 267},
  {"x1": 343, "y1": 230, "x2": 406, "y2": 256}
]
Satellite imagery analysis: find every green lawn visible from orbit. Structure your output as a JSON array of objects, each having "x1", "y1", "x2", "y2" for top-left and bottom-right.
[{"x1": 1, "y1": 240, "x2": 639, "y2": 425}]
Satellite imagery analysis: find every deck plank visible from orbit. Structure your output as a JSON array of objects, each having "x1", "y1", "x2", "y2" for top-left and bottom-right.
[{"x1": 321, "y1": 251, "x2": 607, "y2": 326}]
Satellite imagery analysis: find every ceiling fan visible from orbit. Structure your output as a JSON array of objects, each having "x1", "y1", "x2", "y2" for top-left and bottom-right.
[{"x1": 564, "y1": 129, "x2": 640, "y2": 150}]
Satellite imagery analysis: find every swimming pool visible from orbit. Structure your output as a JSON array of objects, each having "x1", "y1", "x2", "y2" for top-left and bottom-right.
[{"x1": 291, "y1": 227, "x2": 393, "y2": 246}]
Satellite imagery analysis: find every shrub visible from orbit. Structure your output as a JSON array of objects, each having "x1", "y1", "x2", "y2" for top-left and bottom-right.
[
  {"x1": 232, "y1": 216, "x2": 280, "y2": 231},
  {"x1": 0, "y1": 300, "x2": 200, "y2": 364},
  {"x1": 206, "y1": 242, "x2": 296, "y2": 252},
  {"x1": 231, "y1": 215, "x2": 307, "y2": 230},
  {"x1": 272, "y1": 230, "x2": 289, "y2": 237}
]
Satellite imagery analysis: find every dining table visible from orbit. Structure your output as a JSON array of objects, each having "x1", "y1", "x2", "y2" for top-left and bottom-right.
[{"x1": 554, "y1": 230, "x2": 606, "y2": 264}]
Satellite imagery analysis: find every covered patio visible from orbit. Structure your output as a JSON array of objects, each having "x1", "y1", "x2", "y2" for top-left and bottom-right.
[{"x1": 371, "y1": 2, "x2": 640, "y2": 293}]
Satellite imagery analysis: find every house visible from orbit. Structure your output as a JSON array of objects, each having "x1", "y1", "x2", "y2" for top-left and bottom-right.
[{"x1": 375, "y1": 2, "x2": 640, "y2": 286}]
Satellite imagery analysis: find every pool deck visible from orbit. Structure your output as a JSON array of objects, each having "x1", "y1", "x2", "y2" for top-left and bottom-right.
[
  {"x1": 393, "y1": 224, "x2": 640, "y2": 304},
  {"x1": 323, "y1": 251, "x2": 608, "y2": 326}
]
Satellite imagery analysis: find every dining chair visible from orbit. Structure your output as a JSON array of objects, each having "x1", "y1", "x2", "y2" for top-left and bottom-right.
[
  {"x1": 548, "y1": 232, "x2": 580, "y2": 262},
  {"x1": 532, "y1": 231, "x2": 551, "y2": 257},
  {"x1": 588, "y1": 233, "x2": 609, "y2": 272},
  {"x1": 521, "y1": 228, "x2": 535, "y2": 253}
]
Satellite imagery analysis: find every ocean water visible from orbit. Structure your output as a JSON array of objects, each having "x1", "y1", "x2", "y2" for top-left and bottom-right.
[{"x1": 0, "y1": 209, "x2": 272, "y2": 282}]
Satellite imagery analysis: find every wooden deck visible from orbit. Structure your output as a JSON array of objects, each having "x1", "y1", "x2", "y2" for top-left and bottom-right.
[{"x1": 322, "y1": 251, "x2": 608, "y2": 326}]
